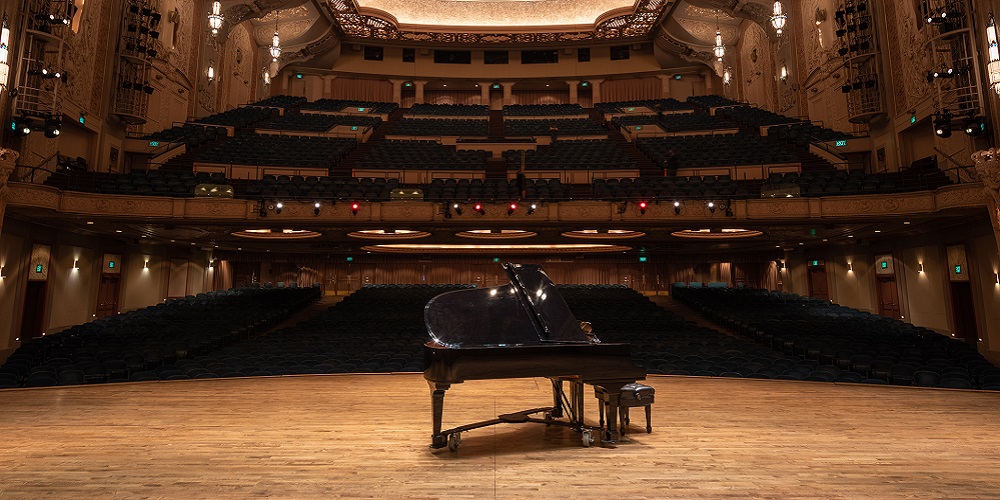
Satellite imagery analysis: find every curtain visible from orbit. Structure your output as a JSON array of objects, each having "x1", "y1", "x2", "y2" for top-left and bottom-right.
[
  {"x1": 330, "y1": 78, "x2": 393, "y2": 102},
  {"x1": 213, "y1": 260, "x2": 233, "y2": 291},
  {"x1": 425, "y1": 90, "x2": 481, "y2": 105},
  {"x1": 600, "y1": 77, "x2": 662, "y2": 103},
  {"x1": 511, "y1": 91, "x2": 568, "y2": 105}
]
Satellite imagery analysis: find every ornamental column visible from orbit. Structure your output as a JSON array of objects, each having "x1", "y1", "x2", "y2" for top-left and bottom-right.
[
  {"x1": 656, "y1": 74, "x2": 672, "y2": 99},
  {"x1": 414, "y1": 80, "x2": 427, "y2": 104},
  {"x1": 566, "y1": 80, "x2": 580, "y2": 105},
  {"x1": 389, "y1": 79, "x2": 404, "y2": 104},
  {"x1": 0, "y1": 148, "x2": 19, "y2": 247},
  {"x1": 501, "y1": 81, "x2": 515, "y2": 106},
  {"x1": 589, "y1": 78, "x2": 604, "y2": 104},
  {"x1": 478, "y1": 82, "x2": 491, "y2": 106}
]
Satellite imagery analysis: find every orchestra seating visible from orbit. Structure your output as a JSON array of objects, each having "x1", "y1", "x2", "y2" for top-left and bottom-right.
[
  {"x1": 672, "y1": 287, "x2": 999, "y2": 389},
  {"x1": 762, "y1": 169, "x2": 952, "y2": 196},
  {"x1": 503, "y1": 139, "x2": 633, "y2": 170},
  {"x1": 503, "y1": 104, "x2": 586, "y2": 116},
  {"x1": 592, "y1": 175, "x2": 748, "y2": 201},
  {"x1": 610, "y1": 115, "x2": 660, "y2": 129},
  {"x1": 239, "y1": 176, "x2": 398, "y2": 201},
  {"x1": 390, "y1": 118, "x2": 489, "y2": 136},
  {"x1": 172, "y1": 284, "x2": 476, "y2": 376},
  {"x1": 195, "y1": 106, "x2": 279, "y2": 128},
  {"x1": 299, "y1": 99, "x2": 399, "y2": 114},
  {"x1": 637, "y1": 134, "x2": 797, "y2": 169},
  {"x1": 195, "y1": 134, "x2": 356, "y2": 168},
  {"x1": 504, "y1": 118, "x2": 606, "y2": 136},
  {"x1": 143, "y1": 124, "x2": 227, "y2": 147},
  {"x1": 656, "y1": 112, "x2": 734, "y2": 133},
  {"x1": 686, "y1": 95, "x2": 744, "y2": 108},
  {"x1": 595, "y1": 98, "x2": 695, "y2": 113},
  {"x1": 257, "y1": 113, "x2": 381, "y2": 132},
  {"x1": 250, "y1": 95, "x2": 308, "y2": 109},
  {"x1": 422, "y1": 178, "x2": 570, "y2": 202},
  {"x1": 355, "y1": 140, "x2": 489, "y2": 170},
  {"x1": 0, "y1": 286, "x2": 320, "y2": 387},
  {"x1": 409, "y1": 103, "x2": 489, "y2": 116}
]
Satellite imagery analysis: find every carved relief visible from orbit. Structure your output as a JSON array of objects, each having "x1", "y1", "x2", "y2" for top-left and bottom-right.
[
  {"x1": 0, "y1": 148, "x2": 19, "y2": 197},
  {"x1": 883, "y1": 1, "x2": 933, "y2": 114},
  {"x1": 254, "y1": 19, "x2": 315, "y2": 46}
]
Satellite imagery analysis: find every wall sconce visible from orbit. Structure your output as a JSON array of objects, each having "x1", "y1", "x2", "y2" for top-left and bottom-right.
[
  {"x1": 207, "y1": 66, "x2": 215, "y2": 83},
  {"x1": 0, "y1": 265, "x2": 6, "y2": 278},
  {"x1": 143, "y1": 261, "x2": 149, "y2": 269},
  {"x1": 918, "y1": 263, "x2": 924, "y2": 273},
  {"x1": 0, "y1": 17, "x2": 10, "y2": 93},
  {"x1": 73, "y1": 259, "x2": 79, "y2": 270},
  {"x1": 995, "y1": 272, "x2": 999, "y2": 285},
  {"x1": 780, "y1": 260, "x2": 786, "y2": 271},
  {"x1": 847, "y1": 262, "x2": 853, "y2": 272},
  {"x1": 779, "y1": 63, "x2": 788, "y2": 82}
]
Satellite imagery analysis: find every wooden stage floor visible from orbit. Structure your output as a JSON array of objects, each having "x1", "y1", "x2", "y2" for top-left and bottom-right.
[{"x1": 1, "y1": 374, "x2": 998, "y2": 499}]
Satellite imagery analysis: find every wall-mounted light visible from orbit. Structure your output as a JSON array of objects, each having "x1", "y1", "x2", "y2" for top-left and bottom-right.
[
  {"x1": 0, "y1": 265, "x2": 6, "y2": 278},
  {"x1": 995, "y1": 272, "x2": 999, "y2": 285},
  {"x1": 780, "y1": 260, "x2": 786, "y2": 271},
  {"x1": 847, "y1": 262, "x2": 853, "y2": 272},
  {"x1": 723, "y1": 67, "x2": 732, "y2": 86},
  {"x1": 0, "y1": 17, "x2": 11, "y2": 93},
  {"x1": 207, "y1": 65, "x2": 215, "y2": 83},
  {"x1": 262, "y1": 67, "x2": 271, "y2": 86},
  {"x1": 918, "y1": 263, "x2": 925, "y2": 273},
  {"x1": 779, "y1": 63, "x2": 788, "y2": 82},
  {"x1": 143, "y1": 260, "x2": 149, "y2": 269},
  {"x1": 73, "y1": 259, "x2": 79, "y2": 270}
]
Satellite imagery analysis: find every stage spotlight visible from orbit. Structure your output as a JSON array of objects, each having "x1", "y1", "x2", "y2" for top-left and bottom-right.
[
  {"x1": 638, "y1": 201, "x2": 647, "y2": 215},
  {"x1": 964, "y1": 116, "x2": 987, "y2": 137},
  {"x1": 673, "y1": 201, "x2": 681, "y2": 215},
  {"x1": 841, "y1": 84, "x2": 852, "y2": 93},
  {"x1": 527, "y1": 203, "x2": 537, "y2": 215},
  {"x1": 314, "y1": 201, "x2": 321, "y2": 216},
  {"x1": 507, "y1": 202, "x2": 517, "y2": 216},
  {"x1": 933, "y1": 113, "x2": 952, "y2": 138},
  {"x1": 351, "y1": 202, "x2": 360, "y2": 215},
  {"x1": 452, "y1": 203, "x2": 463, "y2": 216},
  {"x1": 707, "y1": 201, "x2": 716, "y2": 214},
  {"x1": 474, "y1": 203, "x2": 485, "y2": 215},
  {"x1": 274, "y1": 201, "x2": 283, "y2": 214}
]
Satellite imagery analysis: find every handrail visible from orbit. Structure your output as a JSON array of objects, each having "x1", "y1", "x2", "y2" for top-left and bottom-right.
[
  {"x1": 13, "y1": 151, "x2": 60, "y2": 183},
  {"x1": 933, "y1": 147, "x2": 969, "y2": 170},
  {"x1": 10, "y1": 163, "x2": 59, "y2": 184}
]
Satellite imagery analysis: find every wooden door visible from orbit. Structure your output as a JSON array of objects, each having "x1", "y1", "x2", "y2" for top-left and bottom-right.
[
  {"x1": 949, "y1": 281, "x2": 978, "y2": 346},
  {"x1": 20, "y1": 281, "x2": 47, "y2": 340},
  {"x1": 808, "y1": 267, "x2": 830, "y2": 300},
  {"x1": 95, "y1": 275, "x2": 121, "y2": 318},
  {"x1": 877, "y1": 278, "x2": 902, "y2": 319}
]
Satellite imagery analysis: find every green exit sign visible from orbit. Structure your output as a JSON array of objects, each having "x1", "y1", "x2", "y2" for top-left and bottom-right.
[
  {"x1": 910, "y1": 115, "x2": 917, "y2": 124},
  {"x1": 639, "y1": 256, "x2": 648, "y2": 263},
  {"x1": 954, "y1": 265, "x2": 962, "y2": 274},
  {"x1": 346, "y1": 256, "x2": 353, "y2": 262},
  {"x1": 835, "y1": 140, "x2": 847, "y2": 147},
  {"x1": 79, "y1": 116, "x2": 85, "y2": 125},
  {"x1": 581, "y1": 82, "x2": 589, "y2": 87},
  {"x1": 295, "y1": 73, "x2": 303, "y2": 79},
  {"x1": 351, "y1": 126, "x2": 358, "y2": 131},
  {"x1": 108, "y1": 261, "x2": 116, "y2": 269},
  {"x1": 881, "y1": 261, "x2": 888, "y2": 269},
  {"x1": 812, "y1": 260, "x2": 819, "y2": 266},
  {"x1": 635, "y1": 125, "x2": 642, "y2": 131},
  {"x1": 492, "y1": 257, "x2": 500, "y2": 263},
  {"x1": 358, "y1": 107, "x2": 365, "y2": 112},
  {"x1": 35, "y1": 265, "x2": 43, "y2": 273},
  {"x1": 148, "y1": 141, "x2": 159, "y2": 147}
]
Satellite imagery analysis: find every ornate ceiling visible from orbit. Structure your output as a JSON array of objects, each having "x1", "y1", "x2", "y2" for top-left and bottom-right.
[{"x1": 354, "y1": 0, "x2": 637, "y2": 28}]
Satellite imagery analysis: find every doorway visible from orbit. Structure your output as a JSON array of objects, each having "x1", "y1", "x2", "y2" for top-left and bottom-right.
[
  {"x1": 20, "y1": 281, "x2": 47, "y2": 339},
  {"x1": 808, "y1": 266, "x2": 829, "y2": 300},
  {"x1": 949, "y1": 281, "x2": 978, "y2": 346},
  {"x1": 877, "y1": 277, "x2": 902, "y2": 319},
  {"x1": 95, "y1": 275, "x2": 121, "y2": 319}
]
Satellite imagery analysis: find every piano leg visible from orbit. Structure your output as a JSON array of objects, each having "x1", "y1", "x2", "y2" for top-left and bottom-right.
[
  {"x1": 428, "y1": 381, "x2": 451, "y2": 449},
  {"x1": 550, "y1": 379, "x2": 564, "y2": 419},
  {"x1": 597, "y1": 383, "x2": 629, "y2": 445}
]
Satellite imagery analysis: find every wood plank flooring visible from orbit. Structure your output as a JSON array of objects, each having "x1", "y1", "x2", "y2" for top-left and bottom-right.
[{"x1": 1, "y1": 374, "x2": 999, "y2": 499}]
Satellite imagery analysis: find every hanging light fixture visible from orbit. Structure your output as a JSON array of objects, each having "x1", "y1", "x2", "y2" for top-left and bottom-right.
[
  {"x1": 262, "y1": 67, "x2": 271, "y2": 86},
  {"x1": 207, "y1": 1, "x2": 224, "y2": 35},
  {"x1": 713, "y1": 12, "x2": 726, "y2": 61},
  {"x1": 0, "y1": 17, "x2": 9, "y2": 93},
  {"x1": 770, "y1": 1, "x2": 788, "y2": 36},
  {"x1": 987, "y1": 13, "x2": 1000, "y2": 95},
  {"x1": 269, "y1": 22, "x2": 282, "y2": 62}
]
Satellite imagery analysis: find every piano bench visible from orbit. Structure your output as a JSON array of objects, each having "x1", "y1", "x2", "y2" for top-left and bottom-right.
[{"x1": 595, "y1": 382, "x2": 654, "y2": 435}]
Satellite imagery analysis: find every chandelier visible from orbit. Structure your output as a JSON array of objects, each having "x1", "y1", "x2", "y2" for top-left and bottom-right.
[
  {"x1": 0, "y1": 17, "x2": 10, "y2": 93},
  {"x1": 987, "y1": 14, "x2": 1000, "y2": 95},
  {"x1": 207, "y1": 1, "x2": 223, "y2": 35},
  {"x1": 714, "y1": 30, "x2": 725, "y2": 61},
  {"x1": 770, "y1": 1, "x2": 787, "y2": 36},
  {"x1": 269, "y1": 26, "x2": 282, "y2": 61}
]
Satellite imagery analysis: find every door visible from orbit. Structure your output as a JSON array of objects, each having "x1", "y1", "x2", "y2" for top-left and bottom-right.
[
  {"x1": 95, "y1": 275, "x2": 121, "y2": 318},
  {"x1": 20, "y1": 281, "x2": 47, "y2": 340},
  {"x1": 877, "y1": 278, "x2": 902, "y2": 319},
  {"x1": 808, "y1": 266, "x2": 830, "y2": 300},
  {"x1": 949, "y1": 281, "x2": 978, "y2": 346},
  {"x1": 232, "y1": 262, "x2": 261, "y2": 288}
]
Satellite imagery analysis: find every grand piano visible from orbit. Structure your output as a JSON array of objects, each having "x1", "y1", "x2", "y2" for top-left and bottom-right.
[{"x1": 423, "y1": 263, "x2": 647, "y2": 450}]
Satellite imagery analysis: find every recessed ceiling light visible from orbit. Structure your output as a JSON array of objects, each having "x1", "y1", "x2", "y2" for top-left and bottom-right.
[
  {"x1": 86, "y1": 221, "x2": 94, "y2": 225},
  {"x1": 191, "y1": 242, "x2": 196, "y2": 245},
  {"x1": 903, "y1": 221, "x2": 911, "y2": 225},
  {"x1": 170, "y1": 239, "x2": 175, "y2": 242},
  {"x1": 115, "y1": 230, "x2": 122, "y2": 233},
  {"x1": 874, "y1": 230, "x2": 881, "y2": 233},
  {"x1": 141, "y1": 235, "x2": 147, "y2": 238},
  {"x1": 822, "y1": 238, "x2": 828, "y2": 242},
  {"x1": 442, "y1": 84, "x2": 447, "y2": 87},
  {"x1": 798, "y1": 242, "x2": 804, "y2": 245},
  {"x1": 848, "y1": 235, "x2": 854, "y2": 238}
]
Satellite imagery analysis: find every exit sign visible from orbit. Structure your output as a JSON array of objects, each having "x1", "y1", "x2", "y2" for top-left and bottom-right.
[
  {"x1": 881, "y1": 261, "x2": 888, "y2": 269},
  {"x1": 954, "y1": 265, "x2": 963, "y2": 274},
  {"x1": 635, "y1": 125, "x2": 642, "y2": 131},
  {"x1": 108, "y1": 261, "x2": 116, "y2": 269},
  {"x1": 346, "y1": 256, "x2": 353, "y2": 262},
  {"x1": 79, "y1": 116, "x2": 86, "y2": 125},
  {"x1": 812, "y1": 260, "x2": 819, "y2": 266},
  {"x1": 148, "y1": 141, "x2": 159, "y2": 147},
  {"x1": 35, "y1": 265, "x2": 43, "y2": 273},
  {"x1": 835, "y1": 140, "x2": 847, "y2": 147},
  {"x1": 639, "y1": 256, "x2": 648, "y2": 263},
  {"x1": 910, "y1": 115, "x2": 917, "y2": 124}
]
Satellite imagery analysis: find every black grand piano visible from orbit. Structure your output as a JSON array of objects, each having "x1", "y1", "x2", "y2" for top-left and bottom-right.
[{"x1": 423, "y1": 263, "x2": 647, "y2": 450}]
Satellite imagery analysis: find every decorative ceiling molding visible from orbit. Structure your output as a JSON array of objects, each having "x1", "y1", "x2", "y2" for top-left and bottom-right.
[
  {"x1": 656, "y1": 27, "x2": 716, "y2": 68},
  {"x1": 683, "y1": 4, "x2": 736, "y2": 21},
  {"x1": 277, "y1": 31, "x2": 341, "y2": 70},
  {"x1": 675, "y1": 18, "x2": 739, "y2": 44},
  {"x1": 324, "y1": 0, "x2": 677, "y2": 45},
  {"x1": 254, "y1": 19, "x2": 317, "y2": 46},
  {"x1": 260, "y1": 5, "x2": 312, "y2": 21},
  {"x1": 686, "y1": 0, "x2": 778, "y2": 42},
  {"x1": 216, "y1": 0, "x2": 308, "y2": 40}
]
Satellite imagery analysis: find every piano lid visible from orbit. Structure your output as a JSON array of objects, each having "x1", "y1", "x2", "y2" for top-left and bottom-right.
[{"x1": 424, "y1": 263, "x2": 591, "y2": 348}]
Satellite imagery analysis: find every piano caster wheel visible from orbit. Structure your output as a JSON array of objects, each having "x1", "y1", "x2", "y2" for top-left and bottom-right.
[
  {"x1": 447, "y1": 433, "x2": 462, "y2": 452},
  {"x1": 581, "y1": 430, "x2": 593, "y2": 448}
]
